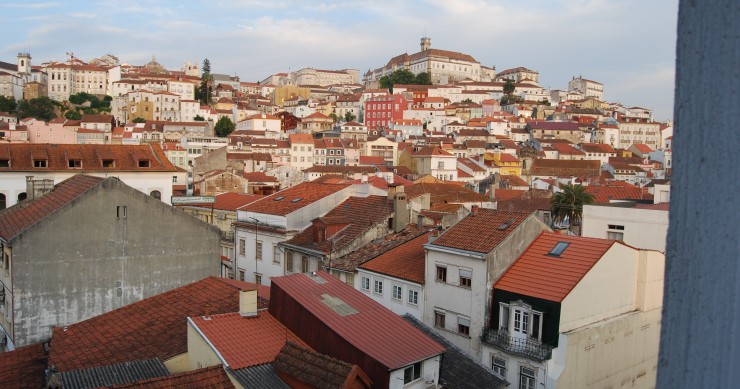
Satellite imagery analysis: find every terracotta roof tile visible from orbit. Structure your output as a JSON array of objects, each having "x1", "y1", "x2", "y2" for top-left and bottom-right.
[
  {"x1": 0, "y1": 343, "x2": 47, "y2": 389},
  {"x1": 330, "y1": 225, "x2": 427, "y2": 272},
  {"x1": 431, "y1": 209, "x2": 532, "y2": 254},
  {"x1": 191, "y1": 313, "x2": 309, "y2": 369},
  {"x1": 494, "y1": 232, "x2": 619, "y2": 302},
  {"x1": 273, "y1": 342, "x2": 371, "y2": 388},
  {"x1": 499, "y1": 174, "x2": 528, "y2": 187},
  {"x1": 0, "y1": 174, "x2": 104, "y2": 241},
  {"x1": 49, "y1": 277, "x2": 268, "y2": 372},
  {"x1": 585, "y1": 184, "x2": 644, "y2": 204},
  {"x1": 405, "y1": 182, "x2": 489, "y2": 204},
  {"x1": 182, "y1": 193, "x2": 264, "y2": 211},
  {"x1": 359, "y1": 232, "x2": 431, "y2": 284},
  {"x1": 238, "y1": 182, "x2": 350, "y2": 216},
  {"x1": 412, "y1": 146, "x2": 454, "y2": 157}
]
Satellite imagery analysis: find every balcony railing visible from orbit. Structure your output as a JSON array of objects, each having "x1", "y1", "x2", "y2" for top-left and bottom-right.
[
  {"x1": 481, "y1": 329, "x2": 553, "y2": 362},
  {"x1": 220, "y1": 231, "x2": 234, "y2": 242}
]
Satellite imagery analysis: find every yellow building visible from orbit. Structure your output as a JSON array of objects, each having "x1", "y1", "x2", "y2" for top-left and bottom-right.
[
  {"x1": 487, "y1": 152, "x2": 523, "y2": 176},
  {"x1": 272, "y1": 84, "x2": 311, "y2": 105}
]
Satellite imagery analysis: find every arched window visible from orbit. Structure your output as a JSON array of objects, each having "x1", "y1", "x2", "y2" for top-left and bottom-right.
[
  {"x1": 17, "y1": 192, "x2": 27, "y2": 202},
  {"x1": 0, "y1": 193, "x2": 5, "y2": 210},
  {"x1": 150, "y1": 190, "x2": 161, "y2": 200}
]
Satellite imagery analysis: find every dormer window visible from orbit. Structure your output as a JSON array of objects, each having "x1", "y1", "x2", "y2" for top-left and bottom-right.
[
  {"x1": 33, "y1": 159, "x2": 47, "y2": 168},
  {"x1": 0, "y1": 159, "x2": 9, "y2": 168},
  {"x1": 138, "y1": 160, "x2": 150, "y2": 168},
  {"x1": 102, "y1": 159, "x2": 115, "y2": 168},
  {"x1": 68, "y1": 159, "x2": 82, "y2": 168}
]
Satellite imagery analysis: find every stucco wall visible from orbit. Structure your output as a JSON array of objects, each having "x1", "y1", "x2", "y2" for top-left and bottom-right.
[
  {"x1": 582, "y1": 205, "x2": 668, "y2": 252},
  {"x1": 186, "y1": 320, "x2": 224, "y2": 370},
  {"x1": 10, "y1": 179, "x2": 220, "y2": 346}
]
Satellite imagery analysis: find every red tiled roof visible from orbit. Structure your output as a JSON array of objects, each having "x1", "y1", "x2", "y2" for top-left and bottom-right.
[
  {"x1": 528, "y1": 121, "x2": 580, "y2": 131},
  {"x1": 359, "y1": 156, "x2": 386, "y2": 165},
  {"x1": 495, "y1": 232, "x2": 619, "y2": 302},
  {"x1": 412, "y1": 146, "x2": 454, "y2": 157},
  {"x1": 183, "y1": 193, "x2": 264, "y2": 211},
  {"x1": 191, "y1": 312, "x2": 309, "y2": 369},
  {"x1": 359, "y1": 232, "x2": 431, "y2": 284},
  {"x1": 499, "y1": 174, "x2": 528, "y2": 187},
  {"x1": 580, "y1": 143, "x2": 616, "y2": 154},
  {"x1": 242, "y1": 172, "x2": 278, "y2": 183},
  {"x1": 493, "y1": 189, "x2": 526, "y2": 202},
  {"x1": 270, "y1": 272, "x2": 445, "y2": 370},
  {"x1": 0, "y1": 174, "x2": 104, "y2": 241},
  {"x1": 552, "y1": 143, "x2": 586, "y2": 155},
  {"x1": 431, "y1": 209, "x2": 532, "y2": 254},
  {"x1": 0, "y1": 343, "x2": 47, "y2": 389},
  {"x1": 273, "y1": 342, "x2": 371, "y2": 389},
  {"x1": 283, "y1": 196, "x2": 393, "y2": 254},
  {"x1": 586, "y1": 184, "x2": 644, "y2": 204},
  {"x1": 632, "y1": 143, "x2": 654, "y2": 154},
  {"x1": 289, "y1": 134, "x2": 314, "y2": 144},
  {"x1": 0, "y1": 143, "x2": 177, "y2": 172},
  {"x1": 80, "y1": 114, "x2": 114, "y2": 123},
  {"x1": 634, "y1": 202, "x2": 670, "y2": 211},
  {"x1": 405, "y1": 182, "x2": 489, "y2": 204},
  {"x1": 104, "y1": 365, "x2": 235, "y2": 389},
  {"x1": 238, "y1": 182, "x2": 350, "y2": 216},
  {"x1": 49, "y1": 277, "x2": 268, "y2": 372}
]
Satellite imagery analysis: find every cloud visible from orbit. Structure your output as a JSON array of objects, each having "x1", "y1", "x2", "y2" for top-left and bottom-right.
[{"x1": 0, "y1": 2, "x2": 60, "y2": 9}]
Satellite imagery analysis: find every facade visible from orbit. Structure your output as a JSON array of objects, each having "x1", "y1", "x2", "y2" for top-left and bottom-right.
[
  {"x1": 423, "y1": 209, "x2": 550, "y2": 360},
  {"x1": 412, "y1": 146, "x2": 458, "y2": 181},
  {"x1": 617, "y1": 117, "x2": 662, "y2": 149},
  {"x1": 0, "y1": 143, "x2": 179, "y2": 208},
  {"x1": 364, "y1": 94, "x2": 409, "y2": 130},
  {"x1": 0, "y1": 175, "x2": 220, "y2": 350},
  {"x1": 582, "y1": 202, "x2": 669, "y2": 252},
  {"x1": 484, "y1": 232, "x2": 664, "y2": 389},
  {"x1": 567, "y1": 76, "x2": 604, "y2": 100}
]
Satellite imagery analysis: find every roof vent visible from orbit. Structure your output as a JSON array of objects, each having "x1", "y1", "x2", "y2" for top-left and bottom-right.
[
  {"x1": 274, "y1": 196, "x2": 285, "y2": 201},
  {"x1": 548, "y1": 241, "x2": 570, "y2": 257}
]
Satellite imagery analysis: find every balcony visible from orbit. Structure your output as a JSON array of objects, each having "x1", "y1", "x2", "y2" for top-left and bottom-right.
[
  {"x1": 220, "y1": 230, "x2": 235, "y2": 242},
  {"x1": 481, "y1": 329, "x2": 553, "y2": 362}
]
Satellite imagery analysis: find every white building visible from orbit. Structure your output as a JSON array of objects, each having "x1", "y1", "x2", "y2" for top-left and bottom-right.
[
  {"x1": 412, "y1": 146, "x2": 458, "y2": 181},
  {"x1": 485, "y1": 233, "x2": 664, "y2": 389},
  {"x1": 582, "y1": 202, "x2": 669, "y2": 252},
  {"x1": 567, "y1": 76, "x2": 604, "y2": 101}
]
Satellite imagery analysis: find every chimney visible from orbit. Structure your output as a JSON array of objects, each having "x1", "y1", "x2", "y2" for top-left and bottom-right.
[
  {"x1": 203, "y1": 304, "x2": 211, "y2": 320},
  {"x1": 361, "y1": 173, "x2": 368, "y2": 183},
  {"x1": 393, "y1": 190, "x2": 409, "y2": 232},
  {"x1": 471, "y1": 205, "x2": 479, "y2": 216},
  {"x1": 239, "y1": 289, "x2": 258, "y2": 317},
  {"x1": 417, "y1": 214, "x2": 425, "y2": 228}
]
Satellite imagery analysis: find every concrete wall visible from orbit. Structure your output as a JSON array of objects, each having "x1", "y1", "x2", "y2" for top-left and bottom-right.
[
  {"x1": 186, "y1": 319, "x2": 224, "y2": 370},
  {"x1": 9, "y1": 178, "x2": 220, "y2": 346},
  {"x1": 387, "y1": 356, "x2": 441, "y2": 389},
  {"x1": 582, "y1": 204, "x2": 668, "y2": 252},
  {"x1": 357, "y1": 270, "x2": 424, "y2": 320}
]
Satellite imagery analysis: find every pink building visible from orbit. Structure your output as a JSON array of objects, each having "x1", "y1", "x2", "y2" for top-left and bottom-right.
[
  {"x1": 24, "y1": 118, "x2": 80, "y2": 144},
  {"x1": 364, "y1": 94, "x2": 409, "y2": 130}
]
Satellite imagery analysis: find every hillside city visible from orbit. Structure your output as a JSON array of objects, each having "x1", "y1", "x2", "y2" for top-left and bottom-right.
[{"x1": 0, "y1": 37, "x2": 670, "y2": 388}]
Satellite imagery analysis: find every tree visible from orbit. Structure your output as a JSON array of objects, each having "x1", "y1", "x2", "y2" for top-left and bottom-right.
[
  {"x1": 538, "y1": 98, "x2": 551, "y2": 106},
  {"x1": 194, "y1": 114, "x2": 205, "y2": 121},
  {"x1": 16, "y1": 97, "x2": 56, "y2": 121},
  {"x1": 343, "y1": 111, "x2": 356, "y2": 122},
  {"x1": 379, "y1": 69, "x2": 427, "y2": 93},
  {"x1": 200, "y1": 58, "x2": 213, "y2": 106},
  {"x1": 414, "y1": 71, "x2": 432, "y2": 85},
  {"x1": 503, "y1": 79, "x2": 516, "y2": 95},
  {"x1": 0, "y1": 96, "x2": 17, "y2": 114},
  {"x1": 131, "y1": 117, "x2": 146, "y2": 123},
  {"x1": 550, "y1": 184, "x2": 595, "y2": 232},
  {"x1": 214, "y1": 116, "x2": 235, "y2": 137},
  {"x1": 329, "y1": 113, "x2": 339, "y2": 123},
  {"x1": 64, "y1": 109, "x2": 82, "y2": 120}
]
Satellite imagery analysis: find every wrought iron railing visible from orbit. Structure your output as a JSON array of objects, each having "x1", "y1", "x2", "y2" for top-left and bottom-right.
[
  {"x1": 481, "y1": 329, "x2": 553, "y2": 362},
  {"x1": 220, "y1": 231, "x2": 234, "y2": 242}
]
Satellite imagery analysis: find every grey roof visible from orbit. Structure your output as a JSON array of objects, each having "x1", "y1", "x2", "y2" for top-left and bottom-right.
[
  {"x1": 402, "y1": 314, "x2": 509, "y2": 389},
  {"x1": 229, "y1": 364, "x2": 290, "y2": 389},
  {"x1": 60, "y1": 358, "x2": 169, "y2": 389}
]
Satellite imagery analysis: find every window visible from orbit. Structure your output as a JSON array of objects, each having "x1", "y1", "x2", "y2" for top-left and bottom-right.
[
  {"x1": 0, "y1": 159, "x2": 7, "y2": 168},
  {"x1": 607, "y1": 231, "x2": 624, "y2": 240},
  {"x1": 434, "y1": 311, "x2": 446, "y2": 328},
  {"x1": 459, "y1": 269, "x2": 472, "y2": 288},
  {"x1": 361, "y1": 276, "x2": 370, "y2": 290},
  {"x1": 301, "y1": 256, "x2": 309, "y2": 273},
  {"x1": 33, "y1": 160, "x2": 47, "y2": 168},
  {"x1": 272, "y1": 244, "x2": 279, "y2": 263},
  {"x1": 436, "y1": 265, "x2": 447, "y2": 282},
  {"x1": 255, "y1": 273, "x2": 262, "y2": 285},
  {"x1": 238, "y1": 269, "x2": 245, "y2": 281},
  {"x1": 392, "y1": 285, "x2": 402, "y2": 300},
  {"x1": 403, "y1": 362, "x2": 422, "y2": 384},
  {"x1": 374, "y1": 279, "x2": 383, "y2": 294},
  {"x1": 492, "y1": 356, "x2": 507, "y2": 377},
  {"x1": 150, "y1": 190, "x2": 161, "y2": 200},
  {"x1": 138, "y1": 160, "x2": 150, "y2": 168},
  {"x1": 239, "y1": 239, "x2": 246, "y2": 255},
  {"x1": 437, "y1": 161, "x2": 444, "y2": 169},
  {"x1": 116, "y1": 205, "x2": 127, "y2": 218},
  {"x1": 286, "y1": 251, "x2": 294, "y2": 272},
  {"x1": 346, "y1": 273, "x2": 354, "y2": 287},
  {"x1": 519, "y1": 367, "x2": 536, "y2": 389},
  {"x1": 499, "y1": 304, "x2": 510, "y2": 331},
  {"x1": 256, "y1": 240, "x2": 263, "y2": 260},
  {"x1": 408, "y1": 289, "x2": 418, "y2": 305},
  {"x1": 172, "y1": 175, "x2": 178, "y2": 183},
  {"x1": 102, "y1": 159, "x2": 114, "y2": 168},
  {"x1": 68, "y1": 159, "x2": 81, "y2": 168},
  {"x1": 458, "y1": 316, "x2": 471, "y2": 336},
  {"x1": 547, "y1": 242, "x2": 570, "y2": 257}
]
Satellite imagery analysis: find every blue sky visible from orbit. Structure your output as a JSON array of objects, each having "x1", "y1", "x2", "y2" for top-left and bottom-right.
[{"x1": 0, "y1": 0, "x2": 678, "y2": 120}]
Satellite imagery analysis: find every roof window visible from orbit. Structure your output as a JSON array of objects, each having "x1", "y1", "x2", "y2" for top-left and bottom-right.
[
  {"x1": 138, "y1": 159, "x2": 150, "y2": 168},
  {"x1": 273, "y1": 196, "x2": 285, "y2": 201},
  {"x1": 290, "y1": 197, "x2": 303, "y2": 203},
  {"x1": 497, "y1": 219, "x2": 516, "y2": 231},
  {"x1": 548, "y1": 242, "x2": 570, "y2": 257},
  {"x1": 33, "y1": 159, "x2": 47, "y2": 168}
]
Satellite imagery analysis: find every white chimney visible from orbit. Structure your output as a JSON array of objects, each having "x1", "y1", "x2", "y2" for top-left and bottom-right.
[{"x1": 239, "y1": 289, "x2": 258, "y2": 317}]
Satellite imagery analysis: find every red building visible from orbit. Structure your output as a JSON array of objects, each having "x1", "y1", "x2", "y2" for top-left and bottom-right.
[{"x1": 364, "y1": 94, "x2": 409, "y2": 131}]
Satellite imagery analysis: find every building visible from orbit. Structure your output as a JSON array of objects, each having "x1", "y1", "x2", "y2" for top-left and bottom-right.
[
  {"x1": 269, "y1": 272, "x2": 446, "y2": 389},
  {"x1": 484, "y1": 232, "x2": 664, "y2": 388},
  {"x1": 423, "y1": 208, "x2": 550, "y2": 360},
  {"x1": 0, "y1": 143, "x2": 180, "y2": 208},
  {"x1": 0, "y1": 175, "x2": 221, "y2": 350},
  {"x1": 567, "y1": 76, "x2": 604, "y2": 101},
  {"x1": 0, "y1": 53, "x2": 46, "y2": 100},
  {"x1": 364, "y1": 94, "x2": 409, "y2": 130},
  {"x1": 582, "y1": 202, "x2": 669, "y2": 252},
  {"x1": 411, "y1": 146, "x2": 458, "y2": 181},
  {"x1": 366, "y1": 37, "x2": 495, "y2": 86}
]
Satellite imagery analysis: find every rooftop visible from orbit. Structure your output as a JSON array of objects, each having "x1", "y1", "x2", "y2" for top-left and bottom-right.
[
  {"x1": 330, "y1": 225, "x2": 428, "y2": 272},
  {"x1": 358, "y1": 231, "x2": 431, "y2": 284},
  {"x1": 430, "y1": 209, "x2": 532, "y2": 254},
  {"x1": 238, "y1": 182, "x2": 350, "y2": 217}
]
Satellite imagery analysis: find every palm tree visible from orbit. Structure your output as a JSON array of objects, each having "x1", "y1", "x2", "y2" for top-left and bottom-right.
[{"x1": 550, "y1": 184, "x2": 594, "y2": 233}]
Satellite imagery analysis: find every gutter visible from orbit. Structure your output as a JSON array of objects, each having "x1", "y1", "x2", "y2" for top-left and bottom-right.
[{"x1": 423, "y1": 243, "x2": 486, "y2": 259}]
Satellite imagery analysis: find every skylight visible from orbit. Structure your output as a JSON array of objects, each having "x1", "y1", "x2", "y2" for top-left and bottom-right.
[
  {"x1": 548, "y1": 242, "x2": 570, "y2": 257},
  {"x1": 273, "y1": 196, "x2": 285, "y2": 201},
  {"x1": 290, "y1": 197, "x2": 303, "y2": 203},
  {"x1": 497, "y1": 219, "x2": 516, "y2": 231}
]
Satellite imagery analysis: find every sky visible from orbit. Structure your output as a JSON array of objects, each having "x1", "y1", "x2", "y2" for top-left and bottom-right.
[{"x1": 0, "y1": 0, "x2": 679, "y2": 121}]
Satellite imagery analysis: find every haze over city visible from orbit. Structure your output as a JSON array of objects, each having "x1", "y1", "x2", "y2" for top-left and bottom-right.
[{"x1": 0, "y1": 0, "x2": 678, "y2": 120}]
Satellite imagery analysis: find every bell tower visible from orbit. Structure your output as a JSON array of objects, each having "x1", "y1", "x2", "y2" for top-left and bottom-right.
[
  {"x1": 420, "y1": 37, "x2": 431, "y2": 51},
  {"x1": 17, "y1": 52, "x2": 31, "y2": 75}
]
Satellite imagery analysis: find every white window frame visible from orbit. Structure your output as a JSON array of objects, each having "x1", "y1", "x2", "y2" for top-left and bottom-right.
[
  {"x1": 408, "y1": 289, "x2": 419, "y2": 305},
  {"x1": 374, "y1": 279, "x2": 383, "y2": 295},
  {"x1": 361, "y1": 276, "x2": 370, "y2": 291},
  {"x1": 392, "y1": 284, "x2": 402, "y2": 301}
]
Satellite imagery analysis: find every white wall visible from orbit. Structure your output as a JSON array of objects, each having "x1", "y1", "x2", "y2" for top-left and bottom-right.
[
  {"x1": 388, "y1": 356, "x2": 441, "y2": 389},
  {"x1": 356, "y1": 270, "x2": 424, "y2": 320},
  {"x1": 582, "y1": 204, "x2": 668, "y2": 252}
]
